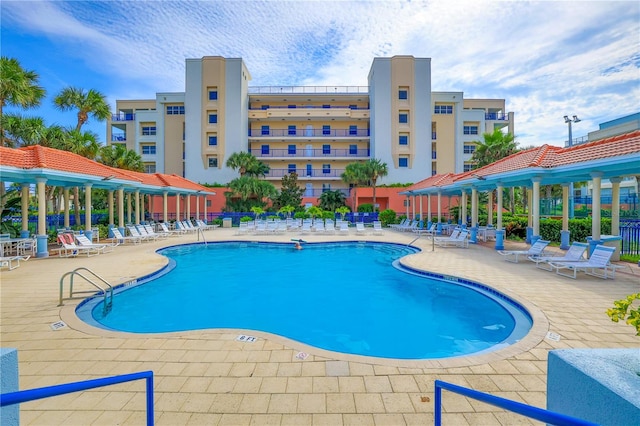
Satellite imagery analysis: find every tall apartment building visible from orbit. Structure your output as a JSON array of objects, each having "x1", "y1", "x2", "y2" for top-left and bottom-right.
[{"x1": 107, "y1": 55, "x2": 514, "y2": 199}]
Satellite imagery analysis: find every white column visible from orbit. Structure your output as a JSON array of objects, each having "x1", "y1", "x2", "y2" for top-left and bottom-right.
[
  {"x1": 405, "y1": 196, "x2": 409, "y2": 219},
  {"x1": 21, "y1": 184, "x2": 29, "y2": 233},
  {"x1": 36, "y1": 179, "x2": 46, "y2": 236},
  {"x1": 63, "y1": 188, "x2": 70, "y2": 228},
  {"x1": 134, "y1": 190, "x2": 140, "y2": 225},
  {"x1": 496, "y1": 185, "x2": 503, "y2": 229},
  {"x1": 148, "y1": 194, "x2": 154, "y2": 222},
  {"x1": 118, "y1": 188, "x2": 125, "y2": 228},
  {"x1": 196, "y1": 194, "x2": 201, "y2": 221},
  {"x1": 471, "y1": 188, "x2": 478, "y2": 227},
  {"x1": 419, "y1": 195, "x2": 423, "y2": 221},
  {"x1": 427, "y1": 194, "x2": 432, "y2": 222},
  {"x1": 126, "y1": 193, "x2": 132, "y2": 224},
  {"x1": 203, "y1": 195, "x2": 208, "y2": 223},
  {"x1": 527, "y1": 188, "x2": 533, "y2": 228},
  {"x1": 610, "y1": 177, "x2": 621, "y2": 236},
  {"x1": 461, "y1": 190, "x2": 467, "y2": 225},
  {"x1": 84, "y1": 183, "x2": 92, "y2": 232},
  {"x1": 486, "y1": 189, "x2": 493, "y2": 227},
  {"x1": 591, "y1": 173, "x2": 602, "y2": 240},
  {"x1": 437, "y1": 192, "x2": 442, "y2": 223},
  {"x1": 532, "y1": 178, "x2": 541, "y2": 236},
  {"x1": 163, "y1": 191, "x2": 168, "y2": 223},
  {"x1": 186, "y1": 194, "x2": 191, "y2": 221},
  {"x1": 108, "y1": 190, "x2": 114, "y2": 226},
  {"x1": 176, "y1": 194, "x2": 181, "y2": 222},
  {"x1": 561, "y1": 184, "x2": 569, "y2": 231}
]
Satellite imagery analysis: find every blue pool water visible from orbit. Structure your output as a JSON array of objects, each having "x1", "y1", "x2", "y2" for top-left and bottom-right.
[{"x1": 78, "y1": 242, "x2": 532, "y2": 359}]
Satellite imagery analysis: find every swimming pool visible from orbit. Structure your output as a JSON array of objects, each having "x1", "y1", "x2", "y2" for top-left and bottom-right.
[{"x1": 77, "y1": 241, "x2": 532, "y2": 360}]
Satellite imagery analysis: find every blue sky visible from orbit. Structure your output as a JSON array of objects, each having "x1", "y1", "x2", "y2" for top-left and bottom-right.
[{"x1": 2, "y1": 0, "x2": 639, "y2": 148}]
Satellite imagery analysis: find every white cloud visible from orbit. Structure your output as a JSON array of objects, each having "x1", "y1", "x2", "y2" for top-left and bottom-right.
[{"x1": 2, "y1": 0, "x2": 638, "y2": 147}]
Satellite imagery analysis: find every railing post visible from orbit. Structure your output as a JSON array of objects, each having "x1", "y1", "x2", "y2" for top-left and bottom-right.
[
  {"x1": 146, "y1": 374, "x2": 154, "y2": 426},
  {"x1": 434, "y1": 380, "x2": 442, "y2": 426}
]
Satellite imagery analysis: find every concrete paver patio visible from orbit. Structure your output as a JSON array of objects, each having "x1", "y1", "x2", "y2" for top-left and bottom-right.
[{"x1": 1, "y1": 227, "x2": 638, "y2": 425}]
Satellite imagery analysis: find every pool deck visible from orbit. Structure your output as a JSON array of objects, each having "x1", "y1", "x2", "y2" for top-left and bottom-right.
[{"x1": 1, "y1": 227, "x2": 638, "y2": 425}]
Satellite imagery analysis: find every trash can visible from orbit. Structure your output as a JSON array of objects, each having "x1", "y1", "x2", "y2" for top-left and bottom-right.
[
  {"x1": 222, "y1": 218, "x2": 232, "y2": 228},
  {"x1": 587, "y1": 235, "x2": 622, "y2": 261}
]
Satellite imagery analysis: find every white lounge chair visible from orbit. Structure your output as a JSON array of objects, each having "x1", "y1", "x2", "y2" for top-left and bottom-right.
[
  {"x1": 548, "y1": 244, "x2": 619, "y2": 279},
  {"x1": 529, "y1": 241, "x2": 588, "y2": 271},
  {"x1": 144, "y1": 224, "x2": 169, "y2": 239},
  {"x1": 110, "y1": 228, "x2": 142, "y2": 245},
  {"x1": 372, "y1": 221, "x2": 384, "y2": 235},
  {"x1": 355, "y1": 222, "x2": 368, "y2": 235},
  {"x1": 497, "y1": 239, "x2": 550, "y2": 263},
  {"x1": 389, "y1": 219, "x2": 409, "y2": 230},
  {"x1": 159, "y1": 222, "x2": 186, "y2": 236},
  {"x1": 75, "y1": 234, "x2": 115, "y2": 253},
  {"x1": 435, "y1": 229, "x2": 469, "y2": 248},
  {"x1": 1, "y1": 255, "x2": 30, "y2": 270},
  {"x1": 133, "y1": 225, "x2": 159, "y2": 241},
  {"x1": 414, "y1": 223, "x2": 436, "y2": 237},
  {"x1": 338, "y1": 221, "x2": 350, "y2": 235},
  {"x1": 56, "y1": 233, "x2": 102, "y2": 257}
]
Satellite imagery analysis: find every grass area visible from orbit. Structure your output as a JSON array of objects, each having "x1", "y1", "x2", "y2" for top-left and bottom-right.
[{"x1": 620, "y1": 254, "x2": 640, "y2": 264}]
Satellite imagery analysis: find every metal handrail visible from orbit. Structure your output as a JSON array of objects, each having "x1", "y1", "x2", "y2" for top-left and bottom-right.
[
  {"x1": 434, "y1": 380, "x2": 597, "y2": 426},
  {"x1": 59, "y1": 267, "x2": 113, "y2": 315},
  {"x1": 1, "y1": 371, "x2": 154, "y2": 426}
]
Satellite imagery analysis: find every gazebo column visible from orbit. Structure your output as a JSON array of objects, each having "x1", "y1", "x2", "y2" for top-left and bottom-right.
[
  {"x1": 196, "y1": 194, "x2": 201, "y2": 222},
  {"x1": 149, "y1": 194, "x2": 155, "y2": 222},
  {"x1": 126, "y1": 193, "x2": 132, "y2": 224},
  {"x1": 588, "y1": 172, "x2": 603, "y2": 255},
  {"x1": 495, "y1": 184, "x2": 505, "y2": 250},
  {"x1": 405, "y1": 195, "x2": 409, "y2": 219},
  {"x1": 427, "y1": 194, "x2": 432, "y2": 226},
  {"x1": 63, "y1": 188, "x2": 70, "y2": 229},
  {"x1": 186, "y1": 194, "x2": 191, "y2": 222},
  {"x1": 108, "y1": 190, "x2": 114, "y2": 226},
  {"x1": 418, "y1": 195, "x2": 423, "y2": 222},
  {"x1": 526, "y1": 188, "x2": 533, "y2": 244},
  {"x1": 531, "y1": 178, "x2": 542, "y2": 244},
  {"x1": 560, "y1": 184, "x2": 571, "y2": 249},
  {"x1": 176, "y1": 193, "x2": 181, "y2": 223},
  {"x1": 203, "y1": 194, "x2": 208, "y2": 224},
  {"x1": 163, "y1": 191, "x2": 168, "y2": 223},
  {"x1": 84, "y1": 183, "x2": 93, "y2": 241},
  {"x1": 437, "y1": 191, "x2": 442, "y2": 234},
  {"x1": 460, "y1": 190, "x2": 467, "y2": 227},
  {"x1": 21, "y1": 184, "x2": 30, "y2": 238},
  {"x1": 117, "y1": 187, "x2": 125, "y2": 236},
  {"x1": 486, "y1": 189, "x2": 493, "y2": 227},
  {"x1": 35, "y1": 179, "x2": 48, "y2": 258},
  {"x1": 610, "y1": 177, "x2": 621, "y2": 236},
  {"x1": 470, "y1": 187, "x2": 478, "y2": 243},
  {"x1": 134, "y1": 190, "x2": 140, "y2": 225}
]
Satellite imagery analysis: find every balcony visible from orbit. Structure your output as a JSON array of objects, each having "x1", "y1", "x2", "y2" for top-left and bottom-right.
[
  {"x1": 251, "y1": 148, "x2": 369, "y2": 158},
  {"x1": 485, "y1": 113, "x2": 509, "y2": 120},
  {"x1": 264, "y1": 168, "x2": 345, "y2": 179},
  {"x1": 303, "y1": 188, "x2": 351, "y2": 198},
  {"x1": 248, "y1": 86, "x2": 369, "y2": 94},
  {"x1": 249, "y1": 129, "x2": 370, "y2": 138},
  {"x1": 111, "y1": 133, "x2": 127, "y2": 142},
  {"x1": 111, "y1": 113, "x2": 135, "y2": 121}
]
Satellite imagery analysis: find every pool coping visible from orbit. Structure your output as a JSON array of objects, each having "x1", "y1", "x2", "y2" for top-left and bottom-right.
[{"x1": 61, "y1": 240, "x2": 549, "y2": 369}]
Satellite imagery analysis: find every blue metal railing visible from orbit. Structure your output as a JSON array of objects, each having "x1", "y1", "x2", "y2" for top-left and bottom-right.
[
  {"x1": 249, "y1": 129, "x2": 370, "y2": 137},
  {"x1": 250, "y1": 148, "x2": 369, "y2": 158},
  {"x1": 248, "y1": 85, "x2": 369, "y2": 94},
  {"x1": 1, "y1": 371, "x2": 154, "y2": 426},
  {"x1": 434, "y1": 380, "x2": 596, "y2": 426}
]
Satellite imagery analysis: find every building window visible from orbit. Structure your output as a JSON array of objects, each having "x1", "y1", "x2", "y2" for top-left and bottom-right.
[
  {"x1": 399, "y1": 89, "x2": 408, "y2": 100},
  {"x1": 208, "y1": 113, "x2": 217, "y2": 124},
  {"x1": 432, "y1": 169, "x2": 437, "y2": 176},
  {"x1": 463, "y1": 126, "x2": 479, "y2": 135},
  {"x1": 399, "y1": 112, "x2": 408, "y2": 123},
  {"x1": 261, "y1": 145, "x2": 269, "y2": 155},
  {"x1": 322, "y1": 164, "x2": 331, "y2": 174},
  {"x1": 349, "y1": 144, "x2": 358, "y2": 155},
  {"x1": 399, "y1": 134, "x2": 408, "y2": 145},
  {"x1": 208, "y1": 157, "x2": 218, "y2": 168},
  {"x1": 288, "y1": 125, "x2": 297, "y2": 135},
  {"x1": 208, "y1": 90, "x2": 218, "y2": 101},
  {"x1": 432, "y1": 150, "x2": 437, "y2": 159},
  {"x1": 288, "y1": 145, "x2": 296, "y2": 155},
  {"x1": 288, "y1": 104, "x2": 296, "y2": 109},
  {"x1": 322, "y1": 125, "x2": 331, "y2": 135},
  {"x1": 143, "y1": 163, "x2": 156, "y2": 173},
  {"x1": 463, "y1": 164, "x2": 474, "y2": 172},
  {"x1": 261, "y1": 125, "x2": 270, "y2": 135},
  {"x1": 141, "y1": 145, "x2": 156, "y2": 155},
  {"x1": 141, "y1": 126, "x2": 156, "y2": 136},
  {"x1": 322, "y1": 104, "x2": 330, "y2": 109},
  {"x1": 463, "y1": 144, "x2": 476, "y2": 154},
  {"x1": 399, "y1": 157, "x2": 408, "y2": 168},
  {"x1": 166, "y1": 105, "x2": 184, "y2": 115},
  {"x1": 322, "y1": 144, "x2": 331, "y2": 154},
  {"x1": 261, "y1": 105, "x2": 269, "y2": 110},
  {"x1": 434, "y1": 105, "x2": 453, "y2": 114},
  {"x1": 208, "y1": 135, "x2": 217, "y2": 146},
  {"x1": 322, "y1": 183, "x2": 331, "y2": 192},
  {"x1": 349, "y1": 104, "x2": 357, "y2": 110},
  {"x1": 288, "y1": 164, "x2": 297, "y2": 174},
  {"x1": 349, "y1": 125, "x2": 357, "y2": 135}
]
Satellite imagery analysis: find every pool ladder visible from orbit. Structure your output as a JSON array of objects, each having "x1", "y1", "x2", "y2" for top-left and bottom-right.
[
  {"x1": 59, "y1": 267, "x2": 113, "y2": 315},
  {"x1": 197, "y1": 227, "x2": 208, "y2": 245}
]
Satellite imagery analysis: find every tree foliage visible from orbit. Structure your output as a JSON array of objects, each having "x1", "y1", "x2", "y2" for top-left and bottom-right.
[
  {"x1": 226, "y1": 152, "x2": 269, "y2": 177},
  {"x1": 53, "y1": 87, "x2": 110, "y2": 131},
  {"x1": 271, "y1": 173, "x2": 303, "y2": 211},
  {"x1": 471, "y1": 128, "x2": 518, "y2": 168},
  {"x1": 318, "y1": 190, "x2": 346, "y2": 212}
]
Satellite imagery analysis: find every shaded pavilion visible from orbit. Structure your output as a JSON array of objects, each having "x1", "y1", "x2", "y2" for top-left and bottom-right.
[
  {"x1": 0, "y1": 145, "x2": 216, "y2": 257},
  {"x1": 401, "y1": 130, "x2": 640, "y2": 252}
]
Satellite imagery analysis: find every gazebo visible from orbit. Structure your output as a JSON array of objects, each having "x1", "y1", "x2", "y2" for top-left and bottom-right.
[{"x1": 0, "y1": 145, "x2": 217, "y2": 257}]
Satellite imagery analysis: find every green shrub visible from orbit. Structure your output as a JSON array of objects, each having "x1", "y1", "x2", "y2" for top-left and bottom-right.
[
  {"x1": 357, "y1": 203, "x2": 374, "y2": 213},
  {"x1": 240, "y1": 216, "x2": 253, "y2": 223},
  {"x1": 378, "y1": 209, "x2": 397, "y2": 227}
]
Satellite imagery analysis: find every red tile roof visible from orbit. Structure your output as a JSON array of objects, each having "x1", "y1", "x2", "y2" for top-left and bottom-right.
[{"x1": 0, "y1": 145, "x2": 215, "y2": 194}]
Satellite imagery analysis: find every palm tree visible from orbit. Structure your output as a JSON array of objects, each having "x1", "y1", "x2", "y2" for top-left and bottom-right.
[
  {"x1": 0, "y1": 57, "x2": 46, "y2": 146},
  {"x1": 99, "y1": 144, "x2": 144, "y2": 172},
  {"x1": 363, "y1": 158, "x2": 388, "y2": 211},
  {"x1": 226, "y1": 152, "x2": 270, "y2": 177},
  {"x1": 336, "y1": 206, "x2": 351, "y2": 221},
  {"x1": 53, "y1": 87, "x2": 110, "y2": 131},
  {"x1": 319, "y1": 190, "x2": 346, "y2": 212},
  {"x1": 471, "y1": 128, "x2": 517, "y2": 168},
  {"x1": 341, "y1": 162, "x2": 368, "y2": 210}
]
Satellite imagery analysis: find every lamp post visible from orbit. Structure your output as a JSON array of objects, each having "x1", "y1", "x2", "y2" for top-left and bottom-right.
[{"x1": 564, "y1": 115, "x2": 581, "y2": 218}]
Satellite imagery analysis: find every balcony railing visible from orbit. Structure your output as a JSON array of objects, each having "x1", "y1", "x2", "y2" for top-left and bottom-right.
[
  {"x1": 251, "y1": 148, "x2": 369, "y2": 158},
  {"x1": 111, "y1": 113, "x2": 135, "y2": 121},
  {"x1": 111, "y1": 133, "x2": 127, "y2": 142},
  {"x1": 485, "y1": 113, "x2": 509, "y2": 120},
  {"x1": 249, "y1": 86, "x2": 369, "y2": 94},
  {"x1": 302, "y1": 188, "x2": 351, "y2": 198},
  {"x1": 249, "y1": 129, "x2": 370, "y2": 137},
  {"x1": 265, "y1": 169, "x2": 345, "y2": 178}
]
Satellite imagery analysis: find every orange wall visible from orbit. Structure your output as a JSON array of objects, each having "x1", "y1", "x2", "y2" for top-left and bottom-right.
[
  {"x1": 150, "y1": 189, "x2": 227, "y2": 220},
  {"x1": 350, "y1": 187, "x2": 459, "y2": 219}
]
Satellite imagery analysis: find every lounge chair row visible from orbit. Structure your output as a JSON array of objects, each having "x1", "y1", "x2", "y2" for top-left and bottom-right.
[
  {"x1": 56, "y1": 232, "x2": 118, "y2": 257},
  {"x1": 498, "y1": 240, "x2": 620, "y2": 279}
]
